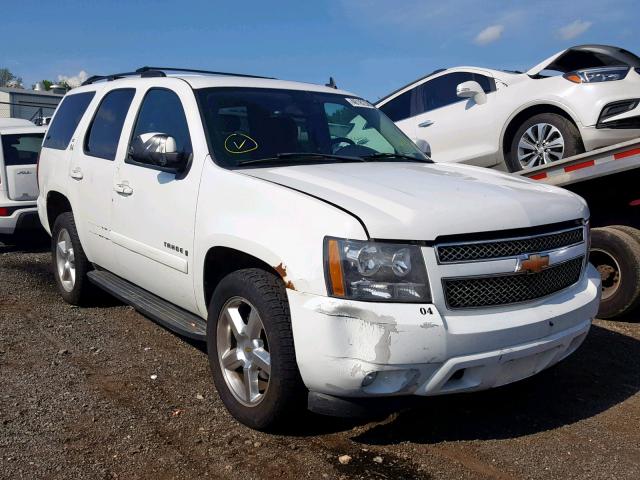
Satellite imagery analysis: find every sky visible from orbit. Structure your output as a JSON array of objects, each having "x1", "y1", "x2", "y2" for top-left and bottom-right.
[{"x1": 2, "y1": 0, "x2": 639, "y2": 101}]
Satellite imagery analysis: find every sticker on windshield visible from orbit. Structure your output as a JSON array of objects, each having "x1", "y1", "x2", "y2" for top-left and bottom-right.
[
  {"x1": 224, "y1": 133, "x2": 259, "y2": 154},
  {"x1": 345, "y1": 98, "x2": 374, "y2": 108}
]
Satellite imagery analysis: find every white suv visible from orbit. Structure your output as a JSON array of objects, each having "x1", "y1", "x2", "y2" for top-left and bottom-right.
[
  {"x1": 0, "y1": 119, "x2": 46, "y2": 238},
  {"x1": 37, "y1": 67, "x2": 600, "y2": 430},
  {"x1": 376, "y1": 44, "x2": 640, "y2": 172}
]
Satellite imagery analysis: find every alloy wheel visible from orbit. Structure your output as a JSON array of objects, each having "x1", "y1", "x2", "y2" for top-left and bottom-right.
[
  {"x1": 517, "y1": 123, "x2": 565, "y2": 169},
  {"x1": 217, "y1": 297, "x2": 271, "y2": 407},
  {"x1": 55, "y1": 228, "x2": 76, "y2": 292}
]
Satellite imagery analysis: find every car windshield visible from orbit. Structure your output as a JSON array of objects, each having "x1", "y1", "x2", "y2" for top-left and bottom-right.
[{"x1": 196, "y1": 87, "x2": 427, "y2": 168}]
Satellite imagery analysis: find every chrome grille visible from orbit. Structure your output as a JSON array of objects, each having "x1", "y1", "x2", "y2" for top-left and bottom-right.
[
  {"x1": 443, "y1": 257, "x2": 584, "y2": 309},
  {"x1": 437, "y1": 227, "x2": 583, "y2": 263}
]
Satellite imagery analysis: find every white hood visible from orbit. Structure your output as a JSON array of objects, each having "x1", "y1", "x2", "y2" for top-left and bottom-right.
[{"x1": 242, "y1": 162, "x2": 588, "y2": 240}]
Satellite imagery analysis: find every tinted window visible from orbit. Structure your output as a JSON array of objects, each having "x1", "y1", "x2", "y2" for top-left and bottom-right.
[
  {"x1": 415, "y1": 72, "x2": 495, "y2": 114},
  {"x1": 378, "y1": 88, "x2": 412, "y2": 122},
  {"x1": 1, "y1": 133, "x2": 44, "y2": 165},
  {"x1": 43, "y1": 92, "x2": 95, "y2": 150},
  {"x1": 85, "y1": 89, "x2": 135, "y2": 160},
  {"x1": 129, "y1": 89, "x2": 192, "y2": 166}
]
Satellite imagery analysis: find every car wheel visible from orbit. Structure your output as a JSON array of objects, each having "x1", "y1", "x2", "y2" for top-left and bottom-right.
[
  {"x1": 207, "y1": 268, "x2": 305, "y2": 430},
  {"x1": 507, "y1": 113, "x2": 584, "y2": 172},
  {"x1": 51, "y1": 212, "x2": 95, "y2": 305},
  {"x1": 590, "y1": 227, "x2": 640, "y2": 319}
]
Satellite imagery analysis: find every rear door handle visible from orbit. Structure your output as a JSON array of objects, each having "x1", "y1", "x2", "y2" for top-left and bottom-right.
[
  {"x1": 418, "y1": 120, "x2": 434, "y2": 128},
  {"x1": 114, "y1": 183, "x2": 133, "y2": 196},
  {"x1": 70, "y1": 168, "x2": 83, "y2": 180}
]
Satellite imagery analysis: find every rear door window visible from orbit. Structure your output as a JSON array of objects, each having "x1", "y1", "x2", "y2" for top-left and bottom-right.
[
  {"x1": 1, "y1": 133, "x2": 45, "y2": 165},
  {"x1": 84, "y1": 89, "x2": 136, "y2": 161},
  {"x1": 43, "y1": 92, "x2": 95, "y2": 150}
]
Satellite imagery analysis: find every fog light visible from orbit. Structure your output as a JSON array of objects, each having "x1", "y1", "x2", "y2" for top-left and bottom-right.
[{"x1": 361, "y1": 371, "x2": 378, "y2": 387}]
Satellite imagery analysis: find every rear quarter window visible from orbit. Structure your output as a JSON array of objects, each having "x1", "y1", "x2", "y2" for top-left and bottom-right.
[
  {"x1": 1, "y1": 133, "x2": 45, "y2": 165},
  {"x1": 43, "y1": 91, "x2": 96, "y2": 150}
]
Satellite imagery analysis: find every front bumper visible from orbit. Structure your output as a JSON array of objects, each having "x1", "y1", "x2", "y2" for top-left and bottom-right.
[
  {"x1": 0, "y1": 206, "x2": 39, "y2": 235},
  {"x1": 288, "y1": 263, "x2": 600, "y2": 398},
  {"x1": 580, "y1": 124, "x2": 640, "y2": 151}
]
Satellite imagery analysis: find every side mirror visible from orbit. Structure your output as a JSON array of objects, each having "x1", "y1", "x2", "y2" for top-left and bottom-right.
[
  {"x1": 414, "y1": 139, "x2": 431, "y2": 157},
  {"x1": 129, "y1": 133, "x2": 188, "y2": 173},
  {"x1": 456, "y1": 80, "x2": 487, "y2": 105}
]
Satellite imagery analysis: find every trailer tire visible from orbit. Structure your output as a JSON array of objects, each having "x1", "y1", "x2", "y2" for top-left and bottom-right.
[
  {"x1": 609, "y1": 225, "x2": 640, "y2": 245},
  {"x1": 506, "y1": 113, "x2": 584, "y2": 172},
  {"x1": 590, "y1": 227, "x2": 640, "y2": 319}
]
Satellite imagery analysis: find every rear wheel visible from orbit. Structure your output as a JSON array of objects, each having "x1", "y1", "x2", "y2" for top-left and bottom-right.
[
  {"x1": 51, "y1": 212, "x2": 95, "y2": 305},
  {"x1": 507, "y1": 113, "x2": 584, "y2": 172},
  {"x1": 590, "y1": 227, "x2": 640, "y2": 319},
  {"x1": 206, "y1": 268, "x2": 305, "y2": 430}
]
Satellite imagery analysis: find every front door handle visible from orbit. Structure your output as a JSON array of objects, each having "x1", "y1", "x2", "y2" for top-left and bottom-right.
[
  {"x1": 70, "y1": 168, "x2": 83, "y2": 180},
  {"x1": 418, "y1": 120, "x2": 434, "y2": 128},
  {"x1": 114, "y1": 183, "x2": 134, "y2": 196}
]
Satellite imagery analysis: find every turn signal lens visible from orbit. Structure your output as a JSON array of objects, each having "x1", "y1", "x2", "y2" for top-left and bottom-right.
[
  {"x1": 327, "y1": 238, "x2": 345, "y2": 297},
  {"x1": 564, "y1": 73, "x2": 582, "y2": 83}
]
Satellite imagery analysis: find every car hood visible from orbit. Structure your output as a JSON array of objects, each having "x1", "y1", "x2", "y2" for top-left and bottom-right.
[
  {"x1": 527, "y1": 44, "x2": 640, "y2": 75},
  {"x1": 241, "y1": 162, "x2": 588, "y2": 240}
]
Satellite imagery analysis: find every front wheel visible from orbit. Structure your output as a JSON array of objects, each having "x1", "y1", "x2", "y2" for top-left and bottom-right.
[
  {"x1": 506, "y1": 113, "x2": 584, "y2": 172},
  {"x1": 206, "y1": 268, "x2": 305, "y2": 430}
]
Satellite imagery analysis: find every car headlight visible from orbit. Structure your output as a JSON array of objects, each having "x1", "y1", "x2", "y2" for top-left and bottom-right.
[
  {"x1": 324, "y1": 237, "x2": 431, "y2": 302},
  {"x1": 564, "y1": 66, "x2": 629, "y2": 83}
]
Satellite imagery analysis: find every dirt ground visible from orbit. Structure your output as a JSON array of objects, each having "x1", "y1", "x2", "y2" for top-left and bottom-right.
[{"x1": 1, "y1": 236, "x2": 639, "y2": 480}]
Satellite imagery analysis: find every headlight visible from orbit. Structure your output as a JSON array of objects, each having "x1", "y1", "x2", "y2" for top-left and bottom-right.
[
  {"x1": 564, "y1": 66, "x2": 629, "y2": 83},
  {"x1": 324, "y1": 238, "x2": 431, "y2": 302}
]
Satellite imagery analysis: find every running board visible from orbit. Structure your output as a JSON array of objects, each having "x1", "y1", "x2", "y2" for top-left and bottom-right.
[{"x1": 87, "y1": 270, "x2": 207, "y2": 340}]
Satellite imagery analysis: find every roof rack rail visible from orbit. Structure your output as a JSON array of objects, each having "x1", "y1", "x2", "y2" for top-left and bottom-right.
[
  {"x1": 135, "y1": 66, "x2": 275, "y2": 80},
  {"x1": 82, "y1": 69, "x2": 165, "y2": 86}
]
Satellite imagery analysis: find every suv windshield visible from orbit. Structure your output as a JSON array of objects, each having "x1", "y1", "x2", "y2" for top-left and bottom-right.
[{"x1": 196, "y1": 87, "x2": 427, "y2": 168}]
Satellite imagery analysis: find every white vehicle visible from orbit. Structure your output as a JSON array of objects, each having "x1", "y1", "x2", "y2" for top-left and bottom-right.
[
  {"x1": 376, "y1": 45, "x2": 640, "y2": 172},
  {"x1": 37, "y1": 67, "x2": 600, "y2": 430},
  {"x1": 0, "y1": 119, "x2": 46, "y2": 237}
]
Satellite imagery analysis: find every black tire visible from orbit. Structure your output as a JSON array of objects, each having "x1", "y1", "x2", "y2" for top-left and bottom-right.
[
  {"x1": 506, "y1": 112, "x2": 584, "y2": 172},
  {"x1": 206, "y1": 268, "x2": 306, "y2": 430},
  {"x1": 51, "y1": 212, "x2": 95, "y2": 305},
  {"x1": 608, "y1": 225, "x2": 640, "y2": 245},
  {"x1": 590, "y1": 227, "x2": 640, "y2": 319}
]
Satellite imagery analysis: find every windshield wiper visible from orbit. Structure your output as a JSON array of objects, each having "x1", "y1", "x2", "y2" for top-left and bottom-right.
[
  {"x1": 361, "y1": 152, "x2": 433, "y2": 163},
  {"x1": 238, "y1": 152, "x2": 365, "y2": 166}
]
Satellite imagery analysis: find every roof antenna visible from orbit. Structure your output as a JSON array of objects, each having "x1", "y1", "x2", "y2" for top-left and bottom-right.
[{"x1": 325, "y1": 76, "x2": 337, "y2": 89}]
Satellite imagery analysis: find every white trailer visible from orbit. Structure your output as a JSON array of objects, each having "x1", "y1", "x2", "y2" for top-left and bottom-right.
[{"x1": 518, "y1": 139, "x2": 640, "y2": 318}]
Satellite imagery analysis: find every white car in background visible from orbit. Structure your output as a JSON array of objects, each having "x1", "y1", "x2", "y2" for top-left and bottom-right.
[
  {"x1": 376, "y1": 44, "x2": 640, "y2": 171},
  {"x1": 0, "y1": 119, "x2": 46, "y2": 238}
]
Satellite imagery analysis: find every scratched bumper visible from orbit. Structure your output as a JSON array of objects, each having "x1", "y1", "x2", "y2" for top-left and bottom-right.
[{"x1": 287, "y1": 264, "x2": 600, "y2": 398}]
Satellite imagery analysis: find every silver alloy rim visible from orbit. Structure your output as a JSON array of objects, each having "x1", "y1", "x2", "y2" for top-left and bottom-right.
[
  {"x1": 55, "y1": 228, "x2": 76, "y2": 292},
  {"x1": 217, "y1": 297, "x2": 271, "y2": 407},
  {"x1": 517, "y1": 123, "x2": 565, "y2": 169}
]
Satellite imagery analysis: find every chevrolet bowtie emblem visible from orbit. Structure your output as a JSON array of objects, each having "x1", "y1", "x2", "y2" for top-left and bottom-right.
[{"x1": 516, "y1": 253, "x2": 550, "y2": 274}]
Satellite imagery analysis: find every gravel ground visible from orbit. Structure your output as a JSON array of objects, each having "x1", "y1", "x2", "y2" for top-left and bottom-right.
[{"x1": 1, "y1": 236, "x2": 639, "y2": 480}]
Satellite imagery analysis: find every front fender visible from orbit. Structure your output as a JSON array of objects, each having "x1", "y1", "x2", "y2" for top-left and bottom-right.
[{"x1": 193, "y1": 161, "x2": 367, "y2": 315}]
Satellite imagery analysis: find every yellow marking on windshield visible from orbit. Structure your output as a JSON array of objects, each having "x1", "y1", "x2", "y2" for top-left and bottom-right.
[{"x1": 224, "y1": 133, "x2": 258, "y2": 154}]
